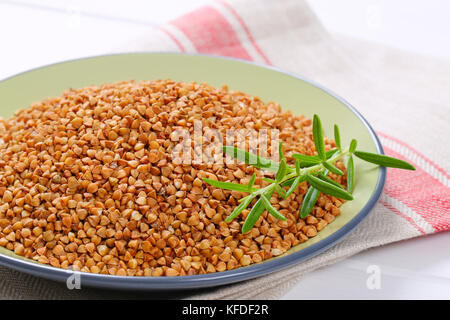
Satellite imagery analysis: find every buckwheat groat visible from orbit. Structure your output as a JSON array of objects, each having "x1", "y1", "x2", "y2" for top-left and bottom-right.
[{"x1": 0, "y1": 80, "x2": 345, "y2": 276}]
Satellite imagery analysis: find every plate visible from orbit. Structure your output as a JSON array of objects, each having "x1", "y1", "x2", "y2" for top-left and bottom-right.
[{"x1": 0, "y1": 53, "x2": 385, "y2": 290}]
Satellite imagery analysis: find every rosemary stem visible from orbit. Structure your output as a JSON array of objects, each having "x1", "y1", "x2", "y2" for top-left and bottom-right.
[
  {"x1": 281, "y1": 148, "x2": 350, "y2": 183},
  {"x1": 238, "y1": 148, "x2": 349, "y2": 203}
]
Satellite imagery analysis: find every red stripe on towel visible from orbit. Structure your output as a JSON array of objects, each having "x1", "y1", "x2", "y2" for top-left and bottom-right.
[
  {"x1": 170, "y1": 6, "x2": 253, "y2": 60},
  {"x1": 383, "y1": 147, "x2": 450, "y2": 232},
  {"x1": 218, "y1": 0, "x2": 272, "y2": 65},
  {"x1": 379, "y1": 132, "x2": 449, "y2": 180},
  {"x1": 380, "y1": 200, "x2": 427, "y2": 235},
  {"x1": 158, "y1": 27, "x2": 186, "y2": 52}
]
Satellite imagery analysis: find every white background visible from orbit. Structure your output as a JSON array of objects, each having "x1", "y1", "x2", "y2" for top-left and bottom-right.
[{"x1": 1, "y1": 0, "x2": 449, "y2": 299}]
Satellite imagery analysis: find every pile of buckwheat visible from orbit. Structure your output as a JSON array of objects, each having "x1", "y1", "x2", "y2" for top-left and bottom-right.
[{"x1": 0, "y1": 80, "x2": 345, "y2": 276}]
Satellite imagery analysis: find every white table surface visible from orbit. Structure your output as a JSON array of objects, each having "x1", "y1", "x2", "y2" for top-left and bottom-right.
[{"x1": 1, "y1": 0, "x2": 449, "y2": 299}]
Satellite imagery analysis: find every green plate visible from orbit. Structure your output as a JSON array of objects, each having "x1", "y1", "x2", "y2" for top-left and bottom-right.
[{"x1": 0, "y1": 53, "x2": 385, "y2": 290}]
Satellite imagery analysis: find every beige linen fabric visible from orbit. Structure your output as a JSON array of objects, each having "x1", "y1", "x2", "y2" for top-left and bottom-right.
[{"x1": 1, "y1": 0, "x2": 448, "y2": 299}]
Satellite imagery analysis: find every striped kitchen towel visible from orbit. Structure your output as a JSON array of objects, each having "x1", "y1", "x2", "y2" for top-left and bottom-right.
[{"x1": 1, "y1": 0, "x2": 448, "y2": 299}]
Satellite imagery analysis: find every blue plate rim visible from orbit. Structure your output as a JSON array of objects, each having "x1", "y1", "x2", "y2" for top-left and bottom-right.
[{"x1": 0, "y1": 52, "x2": 386, "y2": 290}]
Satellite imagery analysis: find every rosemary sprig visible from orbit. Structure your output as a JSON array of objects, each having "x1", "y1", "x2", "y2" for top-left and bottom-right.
[{"x1": 204, "y1": 114, "x2": 416, "y2": 233}]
